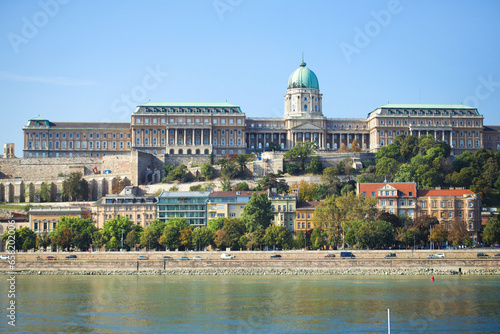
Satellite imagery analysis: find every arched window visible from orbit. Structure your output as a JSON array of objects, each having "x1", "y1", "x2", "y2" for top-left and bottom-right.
[
  {"x1": 178, "y1": 149, "x2": 183, "y2": 154},
  {"x1": 136, "y1": 138, "x2": 141, "y2": 145}
]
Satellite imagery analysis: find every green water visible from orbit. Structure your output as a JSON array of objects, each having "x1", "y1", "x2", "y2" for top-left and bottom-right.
[{"x1": 1, "y1": 275, "x2": 499, "y2": 333}]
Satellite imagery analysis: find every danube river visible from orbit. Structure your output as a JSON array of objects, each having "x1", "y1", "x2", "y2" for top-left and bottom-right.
[{"x1": 2, "y1": 275, "x2": 499, "y2": 333}]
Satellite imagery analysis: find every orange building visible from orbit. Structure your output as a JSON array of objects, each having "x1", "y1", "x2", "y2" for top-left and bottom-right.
[{"x1": 295, "y1": 201, "x2": 322, "y2": 233}]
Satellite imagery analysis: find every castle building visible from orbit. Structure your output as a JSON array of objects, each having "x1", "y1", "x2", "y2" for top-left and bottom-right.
[{"x1": 21, "y1": 60, "x2": 499, "y2": 159}]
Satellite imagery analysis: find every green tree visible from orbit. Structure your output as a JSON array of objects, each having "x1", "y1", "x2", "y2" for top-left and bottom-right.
[
  {"x1": 189, "y1": 184, "x2": 203, "y2": 191},
  {"x1": 40, "y1": 182, "x2": 52, "y2": 202},
  {"x1": 214, "y1": 229, "x2": 230, "y2": 249},
  {"x1": 482, "y1": 216, "x2": 500, "y2": 245},
  {"x1": 232, "y1": 154, "x2": 254, "y2": 177},
  {"x1": 243, "y1": 193, "x2": 273, "y2": 232},
  {"x1": 221, "y1": 177, "x2": 232, "y2": 191},
  {"x1": 286, "y1": 163, "x2": 302, "y2": 175},
  {"x1": 169, "y1": 185, "x2": 179, "y2": 191},
  {"x1": 255, "y1": 172, "x2": 289, "y2": 193},
  {"x1": 179, "y1": 228, "x2": 193, "y2": 250},
  {"x1": 222, "y1": 218, "x2": 247, "y2": 249},
  {"x1": 310, "y1": 227, "x2": 325, "y2": 250},
  {"x1": 295, "y1": 231, "x2": 306, "y2": 249},
  {"x1": 320, "y1": 167, "x2": 342, "y2": 196},
  {"x1": 140, "y1": 219, "x2": 166, "y2": 250},
  {"x1": 36, "y1": 231, "x2": 51, "y2": 251},
  {"x1": 159, "y1": 224, "x2": 181, "y2": 250},
  {"x1": 234, "y1": 182, "x2": 250, "y2": 191},
  {"x1": 62, "y1": 172, "x2": 88, "y2": 201},
  {"x1": 192, "y1": 226, "x2": 214, "y2": 250},
  {"x1": 218, "y1": 159, "x2": 239, "y2": 179},
  {"x1": 448, "y1": 220, "x2": 471, "y2": 246},
  {"x1": 208, "y1": 217, "x2": 225, "y2": 233},
  {"x1": 101, "y1": 216, "x2": 139, "y2": 250},
  {"x1": 283, "y1": 141, "x2": 317, "y2": 171},
  {"x1": 165, "y1": 164, "x2": 189, "y2": 182},
  {"x1": 430, "y1": 225, "x2": 448, "y2": 246},
  {"x1": 50, "y1": 217, "x2": 98, "y2": 251},
  {"x1": 165, "y1": 217, "x2": 190, "y2": 230},
  {"x1": 125, "y1": 230, "x2": 141, "y2": 250},
  {"x1": 200, "y1": 163, "x2": 216, "y2": 180}
]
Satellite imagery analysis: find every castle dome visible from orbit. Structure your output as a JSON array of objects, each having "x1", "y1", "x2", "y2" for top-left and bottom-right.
[{"x1": 287, "y1": 61, "x2": 319, "y2": 90}]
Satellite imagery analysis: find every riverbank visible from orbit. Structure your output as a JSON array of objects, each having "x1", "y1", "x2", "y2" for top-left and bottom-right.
[{"x1": 4, "y1": 267, "x2": 500, "y2": 275}]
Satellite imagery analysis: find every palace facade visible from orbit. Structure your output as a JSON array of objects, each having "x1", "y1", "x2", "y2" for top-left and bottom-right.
[{"x1": 22, "y1": 60, "x2": 500, "y2": 158}]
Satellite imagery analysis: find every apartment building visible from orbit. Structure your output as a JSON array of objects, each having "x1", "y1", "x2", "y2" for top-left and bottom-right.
[
  {"x1": 207, "y1": 191, "x2": 266, "y2": 220},
  {"x1": 157, "y1": 191, "x2": 209, "y2": 227}
]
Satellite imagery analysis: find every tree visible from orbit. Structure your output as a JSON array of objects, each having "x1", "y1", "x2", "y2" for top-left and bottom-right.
[
  {"x1": 448, "y1": 220, "x2": 471, "y2": 246},
  {"x1": 62, "y1": 172, "x2": 88, "y2": 201},
  {"x1": 159, "y1": 224, "x2": 181, "y2": 250},
  {"x1": 320, "y1": 167, "x2": 342, "y2": 196},
  {"x1": 295, "y1": 231, "x2": 306, "y2": 249},
  {"x1": 214, "y1": 229, "x2": 230, "y2": 249},
  {"x1": 243, "y1": 193, "x2": 273, "y2": 232},
  {"x1": 310, "y1": 228, "x2": 325, "y2": 250},
  {"x1": 165, "y1": 165, "x2": 189, "y2": 182},
  {"x1": 233, "y1": 154, "x2": 254, "y2": 177},
  {"x1": 140, "y1": 219, "x2": 166, "y2": 250},
  {"x1": 101, "y1": 216, "x2": 139, "y2": 250},
  {"x1": 125, "y1": 230, "x2": 141, "y2": 250},
  {"x1": 306, "y1": 156, "x2": 323, "y2": 174},
  {"x1": 290, "y1": 180, "x2": 320, "y2": 202},
  {"x1": 256, "y1": 172, "x2": 289, "y2": 194},
  {"x1": 350, "y1": 138, "x2": 362, "y2": 152},
  {"x1": 313, "y1": 195, "x2": 342, "y2": 248},
  {"x1": 430, "y1": 225, "x2": 448, "y2": 246},
  {"x1": 234, "y1": 182, "x2": 250, "y2": 191},
  {"x1": 179, "y1": 228, "x2": 193, "y2": 250},
  {"x1": 265, "y1": 142, "x2": 281, "y2": 151},
  {"x1": 482, "y1": 216, "x2": 500, "y2": 245},
  {"x1": 165, "y1": 217, "x2": 190, "y2": 230},
  {"x1": 50, "y1": 217, "x2": 98, "y2": 251},
  {"x1": 189, "y1": 184, "x2": 203, "y2": 191},
  {"x1": 169, "y1": 186, "x2": 179, "y2": 191},
  {"x1": 283, "y1": 141, "x2": 317, "y2": 171},
  {"x1": 2, "y1": 227, "x2": 36, "y2": 251},
  {"x1": 218, "y1": 159, "x2": 239, "y2": 179},
  {"x1": 221, "y1": 177, "x2": 232, "y2": 191},
  {"x1": 192, "y1": 227, "x2": 214, "y2": 250},
  {"x1": 222, "y1": 218, "x2": 247, "y2": 249},
  {"x1": 208, "y1": 217, "x2": 225, "y2": 233},
  {"x1": 40, "y1": 182, "x2": 52, "y2": 202},
  {"x1": 378, "y1": 212, "x2": 402, "y2": 229},
  {"x1": 36, "y1": 231, "x2": 51, "y2": 251},
  {"x1": 286, "y1": 163, "x2": 302, "y2": 175},
  {"x1": 263, "y1": 226, "x2": 294, "y2": 250},
  {"x1": 200, "y1": 163, "x2": 216, "y2": 180},
  {"x1": 112, "y1": 176, "x2": 126, "y2": 194}
]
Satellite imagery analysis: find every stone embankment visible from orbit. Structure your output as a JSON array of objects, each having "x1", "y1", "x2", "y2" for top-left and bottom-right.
[{"x1": 4, "y1": 267, "x2": 500, "y2": 276}]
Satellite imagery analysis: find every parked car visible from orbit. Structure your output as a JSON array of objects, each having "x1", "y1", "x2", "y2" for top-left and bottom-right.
[
  {"x1": 340, "y1": 252, "x2": 355, "y2": 258},
  {"x1": 65, "y1": 255, "x2": 77, "y2": 259},
  {"x1": 193, "y1": 256, "x2": 203, "y2": 260},
  {"x1": 221, "y1": 253, "x2": 234, "y2": 259},
  {"x1": 384, "y1": 253, "x2": 396, "y2": 258},
  {"x1": 435, "y1": 253, "x2": 446, "y2": 258},
  {"x1": 324, "y1": 254, "x2": 335, "y2": 258},
  {"x1": 137, "y1": 255, "x2": 149, "y2": 260},
  {"x1": 46, "y1": 256, "x2": 56, "y2": 260},
  {"x1": 477, "y1": 253, "x2": 489, "y2": 258},
  {"x1": 493, "y1": 253, "x2": 500, "y2": 257},
  {"x1": 270, "y1": 254, "x2": 282, "y2": 258},
  {"x1": 160, "y1": 256, "x2": 173, "y2": 260},
  {"x1": 0, "y1": 255, "x2": 9, "y2": 260},
  {"x1": 427, "y1": 254, "x2": 437, "y2": 258},
  {"x1": 179, "y1": 256, "x2": 189, "y2": 260}
]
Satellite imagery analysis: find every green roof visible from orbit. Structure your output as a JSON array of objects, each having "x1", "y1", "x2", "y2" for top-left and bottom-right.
[
  {"x1": 380, "y1": 104, "x2": 476, "y2": 109},
  {"x1": 139, "y1": 102, "x2": 239, "y2": 108},
  {"x1": 287, "y1": 61, "x2": 319, "y2": 90}
]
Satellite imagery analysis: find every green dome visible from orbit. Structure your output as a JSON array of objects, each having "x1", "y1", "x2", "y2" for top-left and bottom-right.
[{"x1": 287, "y1": 61, "x2": 319, "y2": 90}]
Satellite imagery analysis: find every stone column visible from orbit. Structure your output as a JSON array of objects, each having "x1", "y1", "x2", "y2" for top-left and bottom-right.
[
  {"x1": 192, "y1": 129, "x2": 194, "y2": 147},
  {"x1": 175, "y1": 130, "x2": 178, "y2": 146},
  {"x1": 184, "y1": 130, "x2": 187, "y2": 146}
]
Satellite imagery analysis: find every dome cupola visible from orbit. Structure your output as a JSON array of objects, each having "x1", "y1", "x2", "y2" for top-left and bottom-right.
[{"x1": 287, "y1": 61, "x2": 319, "y2": 90}]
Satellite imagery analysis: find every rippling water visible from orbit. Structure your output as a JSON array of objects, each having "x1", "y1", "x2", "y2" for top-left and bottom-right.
[{"x1": 1, "y1": 275, "x2": 499, "y2": 333}]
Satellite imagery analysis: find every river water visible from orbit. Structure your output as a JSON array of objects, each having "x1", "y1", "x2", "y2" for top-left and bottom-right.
[{"x1": 1, "y1": 275, "x2": 499, "y2": 333}]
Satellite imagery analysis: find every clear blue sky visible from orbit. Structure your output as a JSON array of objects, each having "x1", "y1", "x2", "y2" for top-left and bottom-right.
[{"x1": 1, "y1": 0, "x2": 500, "y2": 157}]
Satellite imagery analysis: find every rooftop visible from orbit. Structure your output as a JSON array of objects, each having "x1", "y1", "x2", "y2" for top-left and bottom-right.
[{"x1": 209, "y1": 191, "x2": 266, "y2": 197}]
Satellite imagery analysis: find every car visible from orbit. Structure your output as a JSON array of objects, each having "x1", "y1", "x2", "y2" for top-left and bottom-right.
[
  {"x1": 493, "y1": 253, "x2": 500, "y2": 257},
  {"x1": 179, "y1": 256, "x2": 189, "y2": 260},
  {"x1": 324, "y1": 254, "x2": 335, "y2": 258},
  {"x1": 137, "y1": 255, "x2": 149, "y2": 260},
  {"x1": 0, "y1": 255, "x2": 9, "y2": 260},
  {"x1": 160, "y1": 256, "x2": 173, "y2": 260},
  {"x1": 427, "y1": 254, "x2": 437, "y2": 258},
  {"x1": 384, "y1": 253, "x2": 396, "y2": 258},
  {"x1": 193, "y1": 256, "x2": 203, "y2": 260},
  {"x1": 435, "y1": 253, "x2": 446, "y2": 258},
  {"x1": 270, "y1": 254, "x2": 282, "y2": 258},
  {"x1": 46, "y1": 256, "x2": 56, "y2": 260},
  {"x1": 340, "y1": 252, "x2": 355, "y2": 258},
  {"x1": 477, "y1": 253, "x2": 489, "y2": 258},
  {"x1": 65, "y1": 254, "x2": 77, "y2": 259},
  {"x1": 221, "y1": 253, "x2": 234, "y2": 259}
]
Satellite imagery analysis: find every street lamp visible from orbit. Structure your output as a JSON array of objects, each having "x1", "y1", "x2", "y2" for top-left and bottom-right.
[{"x1": 148, "y1": 238, "x2": 150, "y2": 252}]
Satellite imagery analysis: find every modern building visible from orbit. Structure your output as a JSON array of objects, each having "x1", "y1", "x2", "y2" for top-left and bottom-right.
[
  {"x1": 207, "y1": 191, "x2": 266, "y2": 220},
  {"x1": 91, "y1": 187, "x2": 157, "y2": 228},
  {"x1": 30, "y1": 206, "x2": 91, "y2": 233},
  {"x1": 358, "y1": 182, "x2": 482, "y2": 243},
  {"x1": 157, "y1": 191, "x2": 210, "y2": 227},
  {"x1": 21, "y1": 60, "x2": 500, "y2": 159},
  {"x1": 295, "y1": 200, "x2": 322, "y2": 233}
]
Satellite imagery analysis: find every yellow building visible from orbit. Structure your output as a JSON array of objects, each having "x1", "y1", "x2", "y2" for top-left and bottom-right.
[
  {"x1": 295, "y1": 201, "x2": 322, "y2": 233},
  {"x1": 270, "y1": 192, "x2": 297, "y2": 231},
  {"x1": 30, "y1": 205, "x2": 91, "y2": 233},
  {"x1": 207, "y1": 191, "x2": 266, "y2": 220}
]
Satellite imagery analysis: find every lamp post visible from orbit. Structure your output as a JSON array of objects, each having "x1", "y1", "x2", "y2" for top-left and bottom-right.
[
  {"x1": 121, "y1": 229, "x2": 123, "y2": 252},
  {"x1": 148, "y1": 238, "x2": 150, "y2": 252},
  {"x1": 413, "y1": 235, "x2": 416, "y2": 251}
]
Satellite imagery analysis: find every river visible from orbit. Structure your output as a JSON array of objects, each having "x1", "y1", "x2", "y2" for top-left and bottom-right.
[{"x1": 1, "y1": 275, "x2": 499, "y2": 333}]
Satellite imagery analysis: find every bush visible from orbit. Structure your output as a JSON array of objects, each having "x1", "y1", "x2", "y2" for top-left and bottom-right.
[{"x1": 286, "y1": 163, "x2": 302, "y2": 175}]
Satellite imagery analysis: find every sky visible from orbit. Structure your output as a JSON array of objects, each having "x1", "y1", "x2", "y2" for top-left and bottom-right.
[{"x1": 1, "y1": 0, "x2": 500, "y2": 157}]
